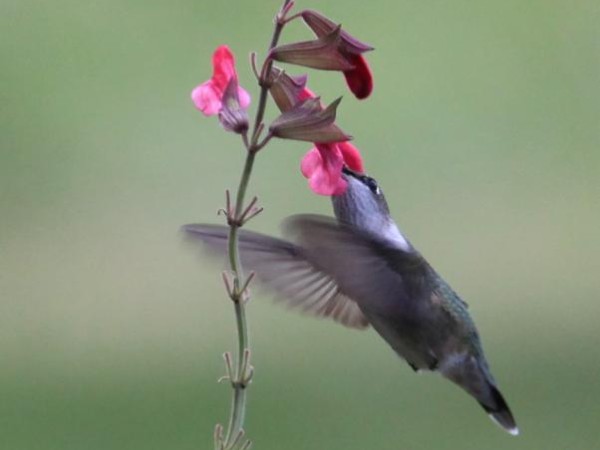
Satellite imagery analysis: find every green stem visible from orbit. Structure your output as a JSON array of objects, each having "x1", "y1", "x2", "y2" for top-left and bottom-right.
[
  {"x1": 221, "y1": 1, "x2": 292, "y2": 447},
  {"x1": 223, "y1": 151, "x2": 254, "y2": 446}
]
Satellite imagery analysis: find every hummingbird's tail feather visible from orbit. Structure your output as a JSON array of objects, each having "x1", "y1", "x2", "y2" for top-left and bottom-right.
[
  {"x1": 441, "y1": 354, "x2": 518, "y2": 436},
  {"x1": 479, "y1": 384, "x2": 519, "y2": 436}
]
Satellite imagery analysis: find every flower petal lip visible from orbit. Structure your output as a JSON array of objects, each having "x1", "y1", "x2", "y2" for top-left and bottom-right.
[
  {"x1": 269, "y1": 26, "x2": 356, "y2": 71},
  {"x1": 191, "y1": 81, "x2": 223, "y2": 116},
  {"x1": 301, "y1": 145, "x2": 347, "y2": 195},
  {"x1": 191, "y1": 45, "x2": 250, "y2": 116}
]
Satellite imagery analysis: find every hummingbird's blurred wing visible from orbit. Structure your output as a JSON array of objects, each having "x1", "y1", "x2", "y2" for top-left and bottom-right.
[
  {"x1": 183, "y1": 224, "x2": 370, "y2": 329},
  {"x1": 282, "y1": 214, "x2": 429, "y2": 308}
]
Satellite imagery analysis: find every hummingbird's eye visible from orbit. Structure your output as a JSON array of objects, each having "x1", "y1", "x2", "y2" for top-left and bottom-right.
[{"x1": 363, "y1": 176, "x2": 380, "y2": 195}]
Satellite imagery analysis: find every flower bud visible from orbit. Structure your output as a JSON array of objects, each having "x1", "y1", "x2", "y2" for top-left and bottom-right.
[{"x1": 268, "y1": 67, "x2": 311, "y2": 112}]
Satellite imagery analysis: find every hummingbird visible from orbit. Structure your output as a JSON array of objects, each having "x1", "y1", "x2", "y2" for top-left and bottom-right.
[{"x1": 183, "y1": 167, "x2": 518, "y2": 435}]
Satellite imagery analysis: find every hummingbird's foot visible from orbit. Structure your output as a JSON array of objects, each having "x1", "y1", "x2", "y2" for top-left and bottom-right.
[{"x1": 408, "y1": 356, "x2": 439, "y2": 373}]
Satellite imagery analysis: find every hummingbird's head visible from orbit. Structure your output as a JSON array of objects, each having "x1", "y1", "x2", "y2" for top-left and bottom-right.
[
  {"x1": 331, "y1": 167, "x2": 412, "y2": 251},
  {"x1": 332, "y1": 166, "x2": 391, "y2": 229}
]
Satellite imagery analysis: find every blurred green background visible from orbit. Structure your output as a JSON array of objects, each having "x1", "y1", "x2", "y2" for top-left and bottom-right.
[{"x1": 2, "y1": 0, "x2": 599, "y2": 448}]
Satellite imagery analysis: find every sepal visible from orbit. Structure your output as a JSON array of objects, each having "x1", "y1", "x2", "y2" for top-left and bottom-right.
[
  {"x1": 301, "y1": 10, "x2": 374, "y2": 55},
  {"x1": 269, "y1": 26, "x2": 355, "y2": 71},
  {"x1": 218, "y1": 78, "x2": 249, "y2": 134},
  {"x1": 267, "y1": 67, "x2": 311, "y2": 112},
  {"x1": 269, "y1": 97, "x2": 351, "y2": 143}
]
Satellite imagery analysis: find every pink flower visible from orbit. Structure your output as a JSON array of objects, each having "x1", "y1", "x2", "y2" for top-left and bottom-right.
[
  {"x1": 191, "y1": 45, "x2": 251, "y2": 116},
  {"x1": 268, "y1": 68, "x2": 365, "y2": 195},
  {"x1": 293, "y1": 85, "x2": 364, "y2": 195},
  {"x1": 301, "y1": 142, "x2": 364, "y2": 195}
]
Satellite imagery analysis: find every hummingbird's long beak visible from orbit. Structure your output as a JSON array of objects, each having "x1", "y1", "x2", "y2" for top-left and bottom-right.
[{"x1": 342, "y1": 165, "x2": 362, "y2": 178}]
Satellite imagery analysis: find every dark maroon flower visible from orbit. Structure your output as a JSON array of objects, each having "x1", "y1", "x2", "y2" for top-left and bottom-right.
[{"x1": 301, "y1": 10, "x2": 374, "y2": 99}]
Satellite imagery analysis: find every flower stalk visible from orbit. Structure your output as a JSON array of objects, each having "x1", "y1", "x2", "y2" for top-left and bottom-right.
[
  {"x1": 189, "y1": 1, "x2": 373, "y2": 447},
  {"x1": 218, "y1": 1, "x2": 294, "y2": 448}
]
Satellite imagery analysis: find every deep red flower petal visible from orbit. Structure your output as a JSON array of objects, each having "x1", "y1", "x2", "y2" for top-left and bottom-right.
[{"x1": 343, "y1": 54, "x2": 373, "y2": 100}]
